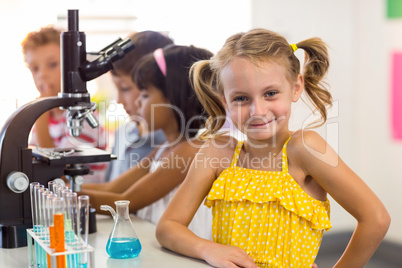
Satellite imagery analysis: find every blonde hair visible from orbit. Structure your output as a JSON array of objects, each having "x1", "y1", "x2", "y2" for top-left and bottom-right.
[{"x1": 190, "y1": 28, "x2": 332, "y2": 139}]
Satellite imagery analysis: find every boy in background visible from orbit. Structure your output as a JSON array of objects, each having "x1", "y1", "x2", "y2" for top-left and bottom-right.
[{"x1": 105, "y1": 31, "x2": 173, "y2": 181}]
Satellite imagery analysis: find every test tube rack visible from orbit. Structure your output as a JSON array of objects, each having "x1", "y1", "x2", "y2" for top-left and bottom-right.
[{"x1": 27, "y1": 229, "x2": 95, "y2": 268}]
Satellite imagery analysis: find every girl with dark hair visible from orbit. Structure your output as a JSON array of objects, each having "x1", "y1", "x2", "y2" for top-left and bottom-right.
[{"x1": 133, "y1": 44, "x2": 207, "y2": 139}]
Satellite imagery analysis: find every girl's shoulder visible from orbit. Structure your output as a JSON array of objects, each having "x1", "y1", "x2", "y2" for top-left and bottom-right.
[
  {"x1": 198, "y1": 135, "x2": 239, "y2": 162},
  {"x1": 288, "y1": 129, "x2": 329, "y2": 153},
  {"x1": 287, "y1": 129, "x2": 334, "y2": 169},
  {"x1": 165, "y1": 135, "x2": 239, "y2": 159},
  {"x1": 197, "y1": 135, "x2": 239, "y2": 175}
]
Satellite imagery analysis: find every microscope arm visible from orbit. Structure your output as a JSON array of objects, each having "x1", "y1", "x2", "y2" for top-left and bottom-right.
[
  {"x1": 0, "y1": 96, "x2": 78, "y2": 187},
  {"x1": 0, "y1": 97, "x2": 77, "y2": 154},
  {"x1": 0, "y1": 96, "x2": 79, "y2": 247}
]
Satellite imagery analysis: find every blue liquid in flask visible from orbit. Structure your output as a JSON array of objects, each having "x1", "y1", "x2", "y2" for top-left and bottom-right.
[{"x1": 106, "y1": 237, "x2": 142, "y2": 259}]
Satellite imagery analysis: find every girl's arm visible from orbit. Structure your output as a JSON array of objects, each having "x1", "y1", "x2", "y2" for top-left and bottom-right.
[
  {"x1": 290, "y1": 130, "x2": 390, "y2": 268},
  {"x1": 156, "y1": 139, "x2": 258, "y2": 268},
  {"x1": 79, "y1": 140, "x2": 200, "y2": 215},
  {"x1": 81, "y1": 149, "x2": 156, "y2": 192}
]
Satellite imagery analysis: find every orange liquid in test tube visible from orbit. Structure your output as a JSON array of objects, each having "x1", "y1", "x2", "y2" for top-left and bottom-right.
[{"x1": 54, "y1": 213, "x2": 66, "y2": 268}]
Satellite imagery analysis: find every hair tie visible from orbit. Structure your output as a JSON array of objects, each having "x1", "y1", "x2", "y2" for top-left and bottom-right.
[
  {"x1": 290, "y1": 44, "x2": 298, "y2": 52},
  {"x1": 153, "y1": 48, "x2": 166, "y2": 77}
]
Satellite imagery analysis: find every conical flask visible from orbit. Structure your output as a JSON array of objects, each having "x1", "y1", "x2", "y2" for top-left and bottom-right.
[{"x1": 101, "y1": 200, "x2": 142, "y2": 258}]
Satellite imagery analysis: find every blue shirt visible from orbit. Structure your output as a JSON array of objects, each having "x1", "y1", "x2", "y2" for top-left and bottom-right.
[{"x1": 105, "y1": 121, "x2": 166, "y2": 181}]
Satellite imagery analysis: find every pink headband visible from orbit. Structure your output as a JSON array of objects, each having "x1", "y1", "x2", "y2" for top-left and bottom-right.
[{"x1": 153, "y1": 48, "x2": 166, "y2": 77}]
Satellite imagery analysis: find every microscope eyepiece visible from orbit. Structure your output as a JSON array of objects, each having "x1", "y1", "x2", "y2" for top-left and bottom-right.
[
  {"x1": 79, "y1": 38, "x2": 135, "y2": 82},
  {"x1": 68, "y1": 10, "x2": 79, "y2": 32}
]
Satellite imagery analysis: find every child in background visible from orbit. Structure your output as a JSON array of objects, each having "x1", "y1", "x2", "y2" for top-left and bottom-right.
[
  {"x1": 80, "y1": 45, "x2": 214, "y2": 240},
  {"x1": 156, "y1": 29, "x2": 390, "y2": 267},
  {"x1": 21, "y1": 26, "x2": 107, "y2": 183},
  {"x1": 105, "y1": 31, "x2": 173, "y2": 181}
]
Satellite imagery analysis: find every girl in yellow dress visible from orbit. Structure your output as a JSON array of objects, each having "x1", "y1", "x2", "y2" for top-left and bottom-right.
[{"x1": 156, "y1": 28, "x2": 390, "y2": 268}]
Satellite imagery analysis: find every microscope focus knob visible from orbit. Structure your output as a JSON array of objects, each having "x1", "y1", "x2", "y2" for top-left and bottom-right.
[
  {"x1": 7, "y1": 172, "x2": 30, "y2": 193},
  {"x1": 74, "y1": 175, "x2": 85, "y2": 186}
]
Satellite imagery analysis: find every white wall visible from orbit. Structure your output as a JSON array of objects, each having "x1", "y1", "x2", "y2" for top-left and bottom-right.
[
  {"x1": 355, "y1": 0, "x2": 402, "y2": 244},
  {"x1": 251, "y1": 0, "x2": 402, "y2": 244}
]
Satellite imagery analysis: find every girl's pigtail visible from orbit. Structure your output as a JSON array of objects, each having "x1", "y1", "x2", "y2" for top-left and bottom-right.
[
  {"x1": 190, "y1": 60, "x2": 226, "y2": 140},
  {"x1": 297, "y1": 38, "x2": 332, "y2": 125}
]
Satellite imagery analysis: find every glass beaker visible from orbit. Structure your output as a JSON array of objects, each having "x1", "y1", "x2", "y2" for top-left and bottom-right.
[{"x1": 101, "y1": 200, "x2": 141, "y2": 259}]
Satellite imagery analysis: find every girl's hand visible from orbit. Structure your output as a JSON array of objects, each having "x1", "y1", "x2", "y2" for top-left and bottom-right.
[
  {"x1": 312, "y1": 264, "x2": 318, "y2": 268},
  {"x1": 202, "y1": 243, "x2": 258, "y2": 268}
]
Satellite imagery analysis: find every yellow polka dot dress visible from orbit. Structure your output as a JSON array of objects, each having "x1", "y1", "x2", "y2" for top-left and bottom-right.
[{"x1": 204, "y1": 138, "x2": 331, "y2": 267}]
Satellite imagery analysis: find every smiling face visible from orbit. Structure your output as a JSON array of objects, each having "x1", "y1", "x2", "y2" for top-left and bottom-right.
[
  {"x1": 221, "y1": 57, "x2": 303, "y2": 143},
  {"x1": 25, "y1": 43, "x2": 61, "y2": 97},
  {"x1": 111, "y1": 72, "x2": 141, "y2": 118}
]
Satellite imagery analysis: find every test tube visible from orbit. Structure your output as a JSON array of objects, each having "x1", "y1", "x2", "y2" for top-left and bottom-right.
[
  {"x1": 37, "y1": 186, "x2": 47, "y2": 236},
  {"x1": 48, "y1": 181, "x2": 59, "y2": 194},
  {"x1": 43, "y1": 191, "x2": 55, "y2": 240},
  {"x1": 46, "y1": 194, "x2": 57, "y2": 231},
  {"x1": 29, "y1": 182, "x2": 40, "y2": 228},
  {"x1": 66, "y1": 192, "x2": 79, "y2": 268},
  {"x1": 78, "y1": 195, "x2": 89, "y2": 246},
  {"x1": 34, "y1": 185, "x2": 48, "y2": 267},
  {"x1": 61, "y1": 188, "x2": 72, "y2": 222},
  {"x1": 66, "y1": 192, "x2": 78, "y2": 244},
  {"x1": 78, "y1": 195, "x2": 90, "y2": 268},
  {"x1": 52, "y1": 197, "x2": 66, "y2": 268},
  {"x1": 52, "y1": 197, "x2": 65, "y2": 226},
  {"x1": 33, "y1": 184, "x2": 44, "y2": 234},
  {"x1": 29, "y1": 182, "x2": 40, "y2": 268},
  {"x1": 62, "y1": 187, "x2": 72, "y2": 202},
  {"x1": 40, "y1": 189, "x2": 53, "y2": 242},
  {"x1": 40, "y1": 188, "x2": 49, "y2": 231},
  {"x1": 45, "y1": 193, "x2": 56, "y2": 267},
  {"x1": 54, "y1": 184, "x2": 64, "y2": 197}
]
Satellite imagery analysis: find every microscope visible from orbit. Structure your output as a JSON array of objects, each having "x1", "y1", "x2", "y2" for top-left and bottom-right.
[{"x1": 0, "y1": 10, "x2": 135, "y2": 248}]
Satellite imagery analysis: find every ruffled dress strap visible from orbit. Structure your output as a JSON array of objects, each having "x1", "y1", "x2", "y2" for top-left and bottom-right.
[
  {"x1": 230, "y1": 140, "x2": 243, "y2": 168},
  {"x1": 281, "y1": 136, "x2": 292, "y2": 173}
]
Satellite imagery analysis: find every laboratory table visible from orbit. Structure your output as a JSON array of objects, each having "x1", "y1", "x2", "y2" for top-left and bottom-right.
[{"x1": 0, "y1": 215, "x2": 212, "y2": 268}]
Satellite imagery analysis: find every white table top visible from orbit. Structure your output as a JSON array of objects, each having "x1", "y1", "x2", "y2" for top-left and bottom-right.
[{"x1": 0, "y1": 215, "x2": 211, "y2": 268}]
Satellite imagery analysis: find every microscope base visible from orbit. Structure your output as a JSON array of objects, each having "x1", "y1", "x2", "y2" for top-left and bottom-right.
[{"x1": 0, "y1": 222, "x2": 32, "y2": 248}]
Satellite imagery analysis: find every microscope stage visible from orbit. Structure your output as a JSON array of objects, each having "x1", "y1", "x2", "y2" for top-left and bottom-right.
[{"x1": 31, "y1": 146, "x2": 116, "y2": 165}]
